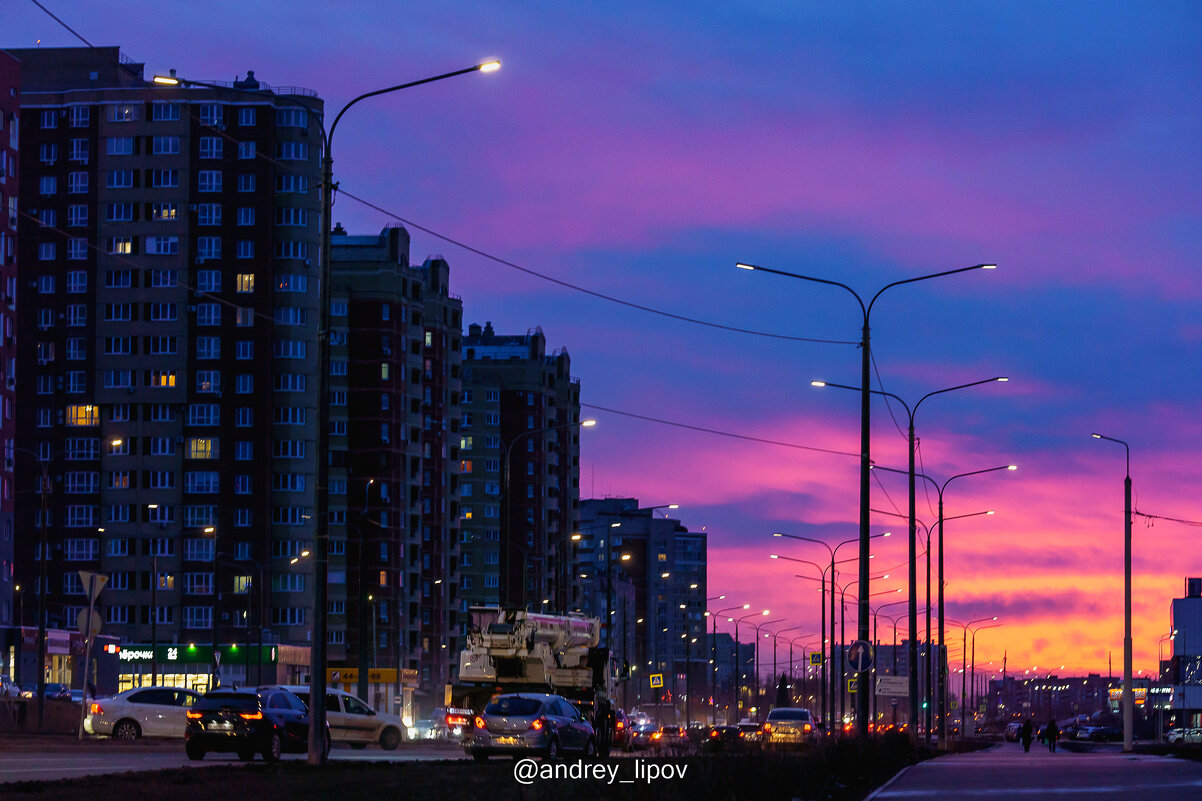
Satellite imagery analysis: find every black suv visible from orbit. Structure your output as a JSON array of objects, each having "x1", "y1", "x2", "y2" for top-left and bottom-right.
[{"x1": 185, "y1": 688, "x2": 329, "y2": 761}]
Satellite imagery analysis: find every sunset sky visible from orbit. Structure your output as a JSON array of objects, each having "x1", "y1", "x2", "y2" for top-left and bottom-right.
[{"x1": 8, "y1": 1, "x2": 1201, "y2": 682}]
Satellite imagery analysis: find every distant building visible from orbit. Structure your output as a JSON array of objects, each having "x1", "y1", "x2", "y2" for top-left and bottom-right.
[
  {"x1": 0, "y1": 49, "x2": 19, "y2": 678},
  {"x1": 329, "y1": 225, "x2": 463, "y2": 707},
  {"x1": 576, "y1": 498, "x2": 707, "y2": 721},
  {"x1": 8, "y1": 46, "x2": 322, "y2": 691},
  {"x1": 1169, "y1": 576, "x2": 1202, "y2": 728},
  {"x1": 459, "y1": 322, "x2": 582, "y2": 612}
]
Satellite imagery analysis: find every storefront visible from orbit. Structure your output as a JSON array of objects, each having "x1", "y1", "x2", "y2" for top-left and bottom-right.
[
  {"x1": 12, "y1": 627, "x2": 121, "y2": 694},
  {"x1": 325, "y1": 667, "x2": 419, "y2": 724},
  {"x1": 114, "y1": 643, "x2": 306, "y2": 693}
]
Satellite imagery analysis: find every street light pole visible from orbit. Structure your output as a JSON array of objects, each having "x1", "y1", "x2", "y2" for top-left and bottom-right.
[
  {"x1": 710, "y1": 602, "x2": 747, "y2": 725},
  {"x1": 1092, "y1": 432, "x2": 1133, "y2": 753},
  {"x1": 814, "y1": 375, "x2": 1007, "y2": 743},
  {"x1": 774, "y1": 530, "x2": 888, "y2": 731},
  {"x1": 12, "y1": 446, "x2": 64, "y2": 731},
  {"x1": 768, "y1": 624, "x2": 801, "y2": 707},
  {"x1": 750, "y1": 618, "x2": 784, "y2": 719},
  {"x1": 873, "y1": 464, "x2": 1013, "y2": 747},
  {"x1": 308, "y1": 60, "x2": 501, "y2": 766},
  {"x1": 733, "y1": 610, "x2": 769, "y2": 722},
  {"x1": 740, "y1": 259, "x2": 996, "y2": 736}
]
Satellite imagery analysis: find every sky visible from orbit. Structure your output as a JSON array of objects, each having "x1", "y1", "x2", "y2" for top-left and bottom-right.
[{"x1": 6, "y1": 1, "x2": 1202, "y2": 684}]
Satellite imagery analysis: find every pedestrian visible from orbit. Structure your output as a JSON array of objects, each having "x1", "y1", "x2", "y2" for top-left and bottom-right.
[
  {"x1": 1020, "y1": 718, "x2": 1034, "y2": 752},
  {"x1": 1046, "y1": 718, "x2": 1060, "y2": 753}
]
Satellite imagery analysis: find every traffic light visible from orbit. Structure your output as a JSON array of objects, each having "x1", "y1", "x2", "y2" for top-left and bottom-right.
[
  {"x1": 620, "y1": 660, "x2": 630, "y2": 680},
  {"x1": 922, "y1": 700, "x2": 929, "y2": 709}
]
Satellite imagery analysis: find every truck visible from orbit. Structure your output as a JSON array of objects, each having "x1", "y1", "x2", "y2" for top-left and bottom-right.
[{"x1": 451, "y1": 606, "x2": 618, "y2": 755}]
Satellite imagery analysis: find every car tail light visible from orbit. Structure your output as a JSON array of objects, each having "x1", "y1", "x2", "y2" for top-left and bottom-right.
[
  {"x1": 709, "y1": 730, "x2": 719, "y2": 739},
  {"x1": 474, "y1": 716, "x2": 486, "y2": 729},
  {"x1": 804, "y1": 723, "x2": 812, "y2": 733},
  {"x1": 651, "y1": 732, "x2": 662, "y2": 741},
  {"x1": 447, "y1": 714, "x2": 469, "y2": 728},
  {"x1": 738, "y1": 731, "x2": 745, "y2": 738},
  {"x1": 762, "y1": 723, "x2": 773, "y2": 734},
  {"x1": 529, "y1": 717, "x2": 545, "y2": 731},
  {"x1": 239, "y1": 711, "x2": 263, "y2": 720},
  {"x1": 616, "y1": 720, "x2": 625, "y2": 730},
  {"x1": 186, "y1": 711, "x2": 202, "y2": 719},
  {"x1": 89, "y1": 703, "x2": 103, "y2": 716}
]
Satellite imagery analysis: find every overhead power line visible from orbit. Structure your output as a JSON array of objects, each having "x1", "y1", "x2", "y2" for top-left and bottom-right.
[{"x1": 581, "y1": 403, "x2": 860, "y2": 459}]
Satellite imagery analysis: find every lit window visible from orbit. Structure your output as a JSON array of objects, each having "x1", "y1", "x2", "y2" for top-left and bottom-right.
[
  {"x1": 188, "y1": 439, "x2": 214, "y2": 460},
  {"x1": 65, "y1": 405, "x2": 99, "y2": 426},
  {"x1": 236, "y1": 274, "x2": 254, "y2": 293}
]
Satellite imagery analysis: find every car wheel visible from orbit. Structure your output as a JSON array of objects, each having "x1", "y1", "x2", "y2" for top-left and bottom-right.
[
  {"x1": 238, "y1": 750, "x2": 256, "y2": 761},
  {"x1": 185, "y1": 741, "x2": 206, "y2": 761},
  {"x1": 263, "y1": 731, "x2": 283, "y2": 762},
  {"x1": 544, "y1": 738, "x2": 559, "y2": 762},
  {"x1": 379, "y1": 727, "x2": 401, "y2": 751},
  {"x1": 473, "y1": 751, "x2": 489, "y2": 763},
  {"x1": 112, "y1": 719, "x2": 141, "y2": 741}
]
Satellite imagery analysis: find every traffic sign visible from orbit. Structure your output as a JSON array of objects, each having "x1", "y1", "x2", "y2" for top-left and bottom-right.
[
  {"x1": 649, "y1": 673, "x2": 663, "y2": 689},
  {"x1": 76, "y1": 608, "x2": 102, "y2": 636},
  {"x1": 809, "y1": 652, "x2": 821, "y2": 666},
  {"x1": 848, "y1": 677, "x2": 858, "y2": 693},
  {"x1": 79, "y1": 571, "x2": 108, "y2": 603},
  {"x1": 847, "y1": 640, "x2": 873, "y2": 672},
  {"x1": 876, "y1": 676, "x2": 909, "y2": 696}
]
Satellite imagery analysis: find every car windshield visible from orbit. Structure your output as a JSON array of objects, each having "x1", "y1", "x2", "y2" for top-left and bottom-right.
[
  {"x1": 767, "y1": 709, "x2": 811, "y2": 721},
  {"x1": 484, "y1": 697, "x2": 543, "y2": 717},
  {"x1": 196, "y1": 693, "x2": 259, "y2": 712}
]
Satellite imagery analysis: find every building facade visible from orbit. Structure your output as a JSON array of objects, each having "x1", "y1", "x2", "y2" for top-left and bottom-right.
[
  {"x1": 576, "y1": 498, "x2": 707, "y2": 720},
  {"x1": 0, "y1": 49, "x2": 19, "y2": 677},
  {"x1": 459, "y1": 322, "x2": 582, "y2": 613},
  {"x1": 329, "y1": 225, "x2": 462, "y2": 706},
  {"x1": 9, "y1": 46, "x2": 322, "y2": 691}
]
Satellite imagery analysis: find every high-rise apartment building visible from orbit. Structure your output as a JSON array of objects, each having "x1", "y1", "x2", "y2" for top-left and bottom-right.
[
  {"x1": 9, "y1": 47, "x2": 322, "y2": 690},
  {"x1": 0, "y1": 50, "x2": 19, "y2": 675},
  {"x1": 576, "y1": 498, "x2": 707, "y2": 716},
  {"x1": 329, "y1": 225, "x2": 463, "y2": 704},
  {"x1": 459, "y1": 323, "x2": 582, "y2": 614}
]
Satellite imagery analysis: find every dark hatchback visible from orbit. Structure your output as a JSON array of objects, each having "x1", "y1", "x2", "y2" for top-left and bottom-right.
[
  {"x1": 185, "y1": 688, "x2": 328, "y2": 762},
  {"x1": 701, "y1": 724, "x2": 746, "y2": 753}
]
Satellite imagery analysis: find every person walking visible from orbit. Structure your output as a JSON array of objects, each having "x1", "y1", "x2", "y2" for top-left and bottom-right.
[
  {"x1": 1020, "y1": 718, "x2": 1034, "y2": 753},
  {"x1": 1046, "y1": 718, "x2": 1060, "y2": 753}
]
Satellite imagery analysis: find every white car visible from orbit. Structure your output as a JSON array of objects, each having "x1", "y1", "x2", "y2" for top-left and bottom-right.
[
  {"x1": 85, "y1": 686, "x2": 201, "y2": 739},
  {"x1": 259, "y1": 685, "x2": 406, "y2": 750}
]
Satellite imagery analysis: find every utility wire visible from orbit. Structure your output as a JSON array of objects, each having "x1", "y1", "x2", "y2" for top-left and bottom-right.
[
  {"x1": 28, "y1": 0, "x2": 97, "y2": 49},
  {"x1": 1135, "y1": 510, "x2": 1202, "y2": 528},
  {"x1": 338, "y1": 189, "x2": 859, "y2": 346},
  {"x1": 580, "y1": 403, "x2": 860, "y2": 459}
]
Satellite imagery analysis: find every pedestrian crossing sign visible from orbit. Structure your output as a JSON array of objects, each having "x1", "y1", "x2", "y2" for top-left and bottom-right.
[
  {"x1": 810, "y1": 653, "x2": 821, "y2": 666},
  {"x1": 649, "y1": 673, "x2": 663, "y2": 689}
]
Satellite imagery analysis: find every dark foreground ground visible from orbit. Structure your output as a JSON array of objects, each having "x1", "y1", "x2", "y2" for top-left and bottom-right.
[{"x1": 2, "y1": 735, "x2": 936, "y2": 801}]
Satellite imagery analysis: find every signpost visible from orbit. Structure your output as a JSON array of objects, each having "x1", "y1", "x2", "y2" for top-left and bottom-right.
[
  {"x1": 847, "y1": 640, "x2": 873, "y2": 673},
  {"x1": 810, "y1": 652, "x2": 822, "y2": 666},
  {"x1": 876, "y1": 676, "x2": 909, "y2": 696},
  {"x1": 649, "y1": 673, "x2": 664, "y2": 689},
  {"x1": 76, "y1": 571, "x2": 107, "y2": 739}
]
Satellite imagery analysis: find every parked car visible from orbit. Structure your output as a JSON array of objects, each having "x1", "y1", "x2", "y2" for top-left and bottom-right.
[
  {"x1": 701, "y1": 724, "x2": 745, "y2": 753},
  {"x1": 628, "y1": 722, "x2": 659, "y2": 751},
  {"x1": 184, "y1": 687, "x2": 329, "y2": 762},
  {"x1": 20, "y1": 682, "x2": 70, "y2": 700},
  {"x1": 258, "y1": 685, "x2": 405, "y2": 750},
  {"x1": 85, "y1": 687, "x2": 201, "y2": 739},
  {"x1": 762, "y1": 707, "x2": 818, "y2": 748},
  {"x1": 1004, "y1": 722, "x2": 1023, "y2": 742},
  {"x1": 0, "y1": 676, "x2": 17, "y2": 699},
  {"x1": 464, "y1": 693, "x2": 597, "y2": 762}
]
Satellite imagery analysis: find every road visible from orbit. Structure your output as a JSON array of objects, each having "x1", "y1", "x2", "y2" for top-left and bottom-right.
[
  {"x1": 0, "y1": 739, "x2": 465, "y2": 784},
  {"x1": 868, "y1": 743, "x2": 1202, "y2": 800}
]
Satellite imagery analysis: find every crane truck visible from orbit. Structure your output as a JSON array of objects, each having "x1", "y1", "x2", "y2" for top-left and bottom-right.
[{"x1": 452, "y1": 606, "x2": 618, "y2": 756}]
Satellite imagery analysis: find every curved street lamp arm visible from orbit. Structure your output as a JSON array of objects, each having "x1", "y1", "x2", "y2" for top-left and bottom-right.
[
  {"x1": 866, "y1": 264, "x2": 996, "y2": 319},
  {"x1": 913, "y1": 377, "x2": 1009, "y2": 417},
  {"x1": 942, "y1": 465, "x2": 1017, "y2": 494},
  {"x1": 736, "y1": 262, "x2": 866, "y2": 319},
  {"x1": 328, "y1": 62, "x2": 498, "y2": 144}
]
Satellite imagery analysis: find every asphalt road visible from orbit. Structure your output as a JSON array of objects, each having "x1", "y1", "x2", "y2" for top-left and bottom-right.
[
  {"x1": 868, "y1": 743, "x2": 1202, "y2": 800},
  {"x1": 0, "y1": 739, "x2": 466, "y2": 783}
]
